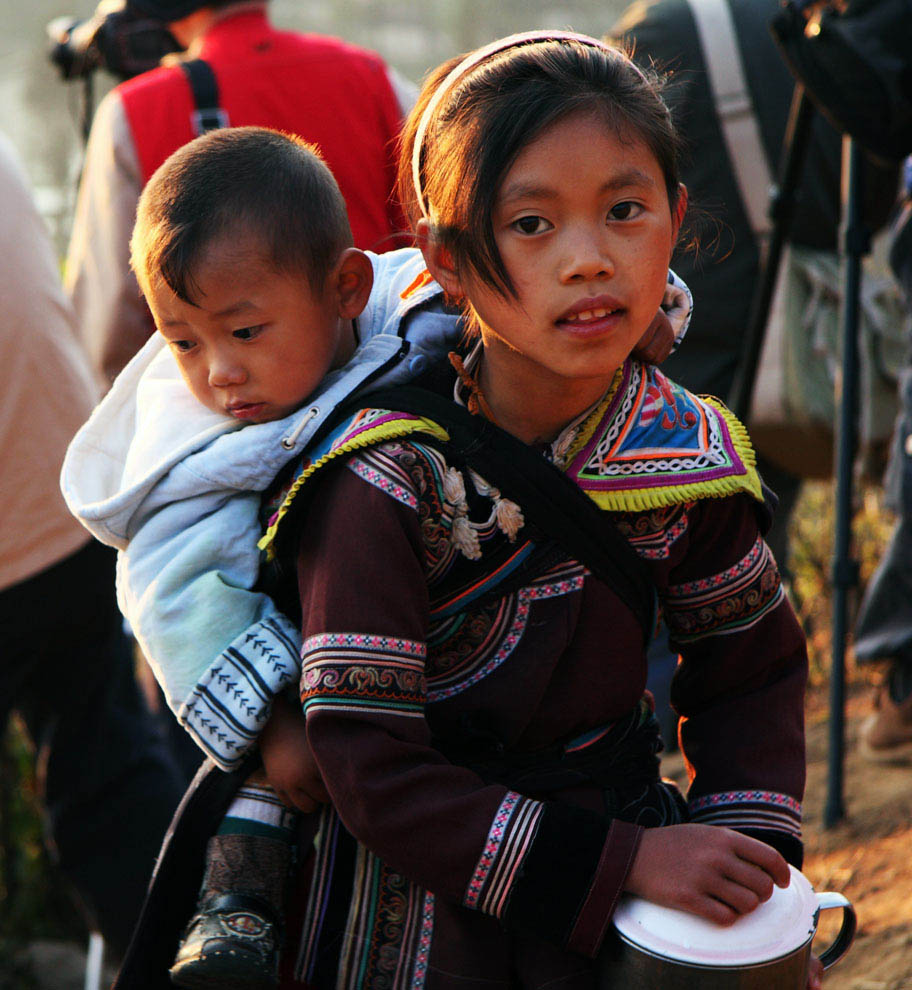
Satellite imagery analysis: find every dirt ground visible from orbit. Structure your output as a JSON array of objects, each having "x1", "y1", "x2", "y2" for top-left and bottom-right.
[{"x1": 663, "y1": 679, "x2": 912, "y2": 990}]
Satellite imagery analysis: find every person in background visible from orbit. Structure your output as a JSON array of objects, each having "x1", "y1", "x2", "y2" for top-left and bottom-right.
[
  {"x1": 0, "y1": 131, "x2": 186, "y2": 960},
  {"x1": 855, "y1": 166, "x2": 912, "y2": 763},
  {"x1": 65, "y1": 0, "x2": 414, "y2": 388}
]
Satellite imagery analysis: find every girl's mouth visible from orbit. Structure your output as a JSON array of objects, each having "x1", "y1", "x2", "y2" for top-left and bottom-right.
[
  {"x1": 555, "y1": 295, "x2": 625, "y2": 333},
  {"x1": 561, "y1": 306, "x2": 618, "y2": 324}
]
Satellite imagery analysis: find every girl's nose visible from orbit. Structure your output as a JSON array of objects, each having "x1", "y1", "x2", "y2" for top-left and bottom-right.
[{"x1": 561, "y1": 227, "x2": 614, "y2": 283}]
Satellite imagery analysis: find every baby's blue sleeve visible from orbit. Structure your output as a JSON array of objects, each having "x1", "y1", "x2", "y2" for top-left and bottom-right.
[{"x1": 118, "y1": 467, "x2": 300, "y2": 771}]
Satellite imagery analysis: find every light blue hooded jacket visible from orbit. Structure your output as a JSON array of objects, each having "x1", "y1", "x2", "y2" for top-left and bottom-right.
[{"x1": 62, "y1": 248, "x2": 459, "y2": 769}]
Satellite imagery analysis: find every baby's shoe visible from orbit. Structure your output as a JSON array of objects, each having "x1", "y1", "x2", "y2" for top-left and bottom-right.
[{"x1": 169, "y1": 892, "x2": 281, "y2": 990}]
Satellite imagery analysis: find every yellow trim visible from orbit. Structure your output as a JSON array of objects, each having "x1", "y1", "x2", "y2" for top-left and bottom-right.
[
  {"x1": 562, "y1": 367, "x2": 624, "y2": 466},
  {"x1": 260, "y1": 395, "x2": 762, "y2": 557},
  {"x1": 258, "y1": 416, "x2": 450, "y2": 558},
  {"x1": 580, "y1": 396, "x2": 763, "y2": 512}
]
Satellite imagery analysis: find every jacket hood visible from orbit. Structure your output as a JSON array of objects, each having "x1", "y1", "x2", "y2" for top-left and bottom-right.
[{"x1": 61, "y1": 332, "x2": 237, "y2": 549}]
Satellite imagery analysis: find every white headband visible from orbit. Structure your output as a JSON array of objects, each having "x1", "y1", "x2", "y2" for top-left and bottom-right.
[{"x1": 410, "y1": 30, "x2": 645, "y2": 220}]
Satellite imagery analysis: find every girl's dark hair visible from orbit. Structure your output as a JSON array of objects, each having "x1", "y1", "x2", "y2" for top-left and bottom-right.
[
  {"x1": 132, "y1": 126, "x2": 352, "y2": 302},
  {"x1": 398, "y1": 38, "x2": 684, "y2": 297}
]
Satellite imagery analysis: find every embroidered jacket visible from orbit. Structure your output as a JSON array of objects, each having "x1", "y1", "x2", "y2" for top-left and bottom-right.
[{"x1": 267, "y1": 359, "x2": 808, "y2": 988}]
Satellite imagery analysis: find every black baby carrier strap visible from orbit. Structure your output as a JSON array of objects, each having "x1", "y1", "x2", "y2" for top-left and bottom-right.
[{"x1": 349, "y1": 384, "x2": 658, "y2": 644}]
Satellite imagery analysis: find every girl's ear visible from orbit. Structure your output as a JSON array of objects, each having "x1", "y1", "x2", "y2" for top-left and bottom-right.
[
  {"x1": 671, "y1": 183, "x2": 688, "y2": 241},
  {"x1": 334, "y1": 248, "x2": 374, "y2": 319},
  {"x1": 416, "y1": 218, "x2": 464, "y2": 300}
]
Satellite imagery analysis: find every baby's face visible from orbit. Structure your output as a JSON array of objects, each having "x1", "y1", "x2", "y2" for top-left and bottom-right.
[{"x1": 147, "y1": 235, "x2": 354, "y2": 423}]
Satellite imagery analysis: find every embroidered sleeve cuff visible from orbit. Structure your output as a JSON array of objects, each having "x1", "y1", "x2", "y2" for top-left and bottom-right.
[
  {"x1": 689, "y1": 790, "x2": 803, "y2": 869},
  {"x1": 178, "y1": 614, "x2": 302, "y2": 770},
  {"x1": 688, "y1": 790, "x2": 802, "y2": 840},
  {"x1": 500, "y1": 802, "x2": 641, "y2": 957}
]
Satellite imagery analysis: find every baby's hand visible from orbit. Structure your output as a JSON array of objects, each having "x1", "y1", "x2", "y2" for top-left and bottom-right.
[
  {"x1": 624, "y1": 824, "x2": 790, "y2": 926},
  {"x1": 259, "y1": 693, "x2": 329, "y2": 813},
  {"x1": 632, "y1": 310, "x2": 676, "y2": 365}
]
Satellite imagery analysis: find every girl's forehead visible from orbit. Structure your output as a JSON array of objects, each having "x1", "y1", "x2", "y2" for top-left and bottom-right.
[{"x1": 497, "y1": 111, "x2": 659, "y2": 193}]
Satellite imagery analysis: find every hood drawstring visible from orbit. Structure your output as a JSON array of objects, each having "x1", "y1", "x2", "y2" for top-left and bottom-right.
[{"x1": 281, "y1": 406, "x2": 320, "y2": 450}]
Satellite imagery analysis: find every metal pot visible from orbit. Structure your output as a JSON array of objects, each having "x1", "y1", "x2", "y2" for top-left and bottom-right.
[{"x1": 598, "y1": 866, "x2": 856, "y2": 988}]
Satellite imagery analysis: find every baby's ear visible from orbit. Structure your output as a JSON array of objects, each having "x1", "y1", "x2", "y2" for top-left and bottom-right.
[
  {"x1": 416, "y1": 218, "x2": 463, "y2": 300},
  {"x1": 335, "y1": 248, "x2": 374, "y2": 319}
]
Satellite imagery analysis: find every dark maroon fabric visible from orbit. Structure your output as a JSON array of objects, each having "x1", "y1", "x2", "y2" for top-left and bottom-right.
[
  {"x1": 282, "y1": 440, "x2": 807, "y2": 987},
  {"x1": 568, "y1": 820, "x2": 643, "y2": 957}
]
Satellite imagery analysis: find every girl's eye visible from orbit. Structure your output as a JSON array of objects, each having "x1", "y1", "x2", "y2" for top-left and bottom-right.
[
  {"x1": 511, "y1": 215, "x2": 553, "y2": 236},
  {"x1": 171, "y1": 340, "x2": 195, "y2": 353},
  {"x1": 608, "y1": 201, "x2": 643, "y2": 221},
  {"x1": 233, "y1": 325, "x2": 263, "y2": 341}
]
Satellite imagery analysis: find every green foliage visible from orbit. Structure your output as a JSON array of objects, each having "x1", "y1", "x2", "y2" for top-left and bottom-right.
[
  {"x1": 788, "y1": 480, "x2": 896, "y2": 686},
  {"x1": 0, "y1": 719, "x2": 87, "y2": 953}
]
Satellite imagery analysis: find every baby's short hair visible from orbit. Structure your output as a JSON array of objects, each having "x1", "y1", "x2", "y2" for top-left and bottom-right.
[{"x1": 132, "y1": 126, "x2": 353, "y2": 301}]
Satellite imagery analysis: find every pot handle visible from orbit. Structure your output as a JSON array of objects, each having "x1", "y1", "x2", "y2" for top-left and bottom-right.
[{"x1": 815, "y1": 891, "x2": 857, "y2": 970}]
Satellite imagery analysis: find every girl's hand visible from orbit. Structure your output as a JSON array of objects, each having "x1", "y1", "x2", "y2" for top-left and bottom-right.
[
  {"x1": 631, "y1": 310, "x2": 676, "y2": 365},
  {"x1": 258, "y1": 693, "x2": 329, "y2": 812},
  {"x1": 624, "y1": 823, "x2": 791, "y2": 926}
]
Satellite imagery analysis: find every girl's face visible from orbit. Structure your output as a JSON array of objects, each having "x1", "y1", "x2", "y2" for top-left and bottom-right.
[{"x1": 428, "y1": 110, "x2": 685, "y2": 427}]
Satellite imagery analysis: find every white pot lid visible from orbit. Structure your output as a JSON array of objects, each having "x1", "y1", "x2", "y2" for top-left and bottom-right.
[{"x1": 612, "y1": 865, "x2": 818, "y2": 967}]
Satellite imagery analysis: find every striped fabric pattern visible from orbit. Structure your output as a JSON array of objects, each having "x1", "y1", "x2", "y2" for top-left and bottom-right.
[
  {"x1": 300, "y1": 633, "x2": 427, "y2": 719},
  {"x1": 463, "y1": 791, "x2": 545, "y2": 918},
  {"x1": 426, "y1": 566, "x2": 586, "y2": 702},
  {"x1": 664, "y1": 535, "x2": 785, "y2": 641},
  {"x1": 688, "y1": 789, "x2": 802, "y2": 838},
  {"x1": 220, "y1": 780, "x2": 298, "y2": 837},
  {"x1": 179, "y1": 614, "x2": 300, "y2": 769},
  {"x1": 337, "y1": 845, "x2": 435, "y2": 990}
]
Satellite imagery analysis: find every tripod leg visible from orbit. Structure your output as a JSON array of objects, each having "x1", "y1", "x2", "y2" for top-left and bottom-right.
[{"x1": 825, "y1": 137, "x2": 870, "y2": 828}]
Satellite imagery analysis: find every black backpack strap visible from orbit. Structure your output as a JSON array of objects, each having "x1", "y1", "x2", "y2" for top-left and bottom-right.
[
  {"x1": 180, "y1": 58, "x2": 229, "y2": 135},
  {"x1": 349, "y1": 386, "x2": 658, "y2": 643}
]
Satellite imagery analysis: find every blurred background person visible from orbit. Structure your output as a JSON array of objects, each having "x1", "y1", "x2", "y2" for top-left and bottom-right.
[
  {"x1": 610, "y1": 0, "x2": 898, "y2": 573},
  {"x1": 0, "y1": 130, "x2": 187, "y2": 959},
  {"x1": 65, "y1": 0, "x2": 414, "y2": 387},
  {"x1": 855, "y1": 168, "x2": 912, "y2": 763}
]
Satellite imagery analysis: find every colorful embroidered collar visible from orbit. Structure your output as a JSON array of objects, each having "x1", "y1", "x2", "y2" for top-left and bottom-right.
[
  {"x1": 259, "y1": 360, "x2": 762, "y2": 556},
  {"x1": 558, "y1": 360, "x2": 762, "y2": 511}
]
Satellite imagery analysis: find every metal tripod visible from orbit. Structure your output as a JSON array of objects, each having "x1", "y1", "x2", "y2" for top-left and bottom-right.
[{"x1": 727, "y1": 85, "x2": 870, "y2": 829}]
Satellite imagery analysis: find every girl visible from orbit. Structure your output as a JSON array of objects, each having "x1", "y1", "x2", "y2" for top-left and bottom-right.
[{"x1": 259, "y1": 31, "x2": 815, "y2": 989}]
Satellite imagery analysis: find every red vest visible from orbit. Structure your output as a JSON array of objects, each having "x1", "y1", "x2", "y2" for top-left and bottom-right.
[{"x1": 118, "y1": 10, "x2": 407, "y2": 252}]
